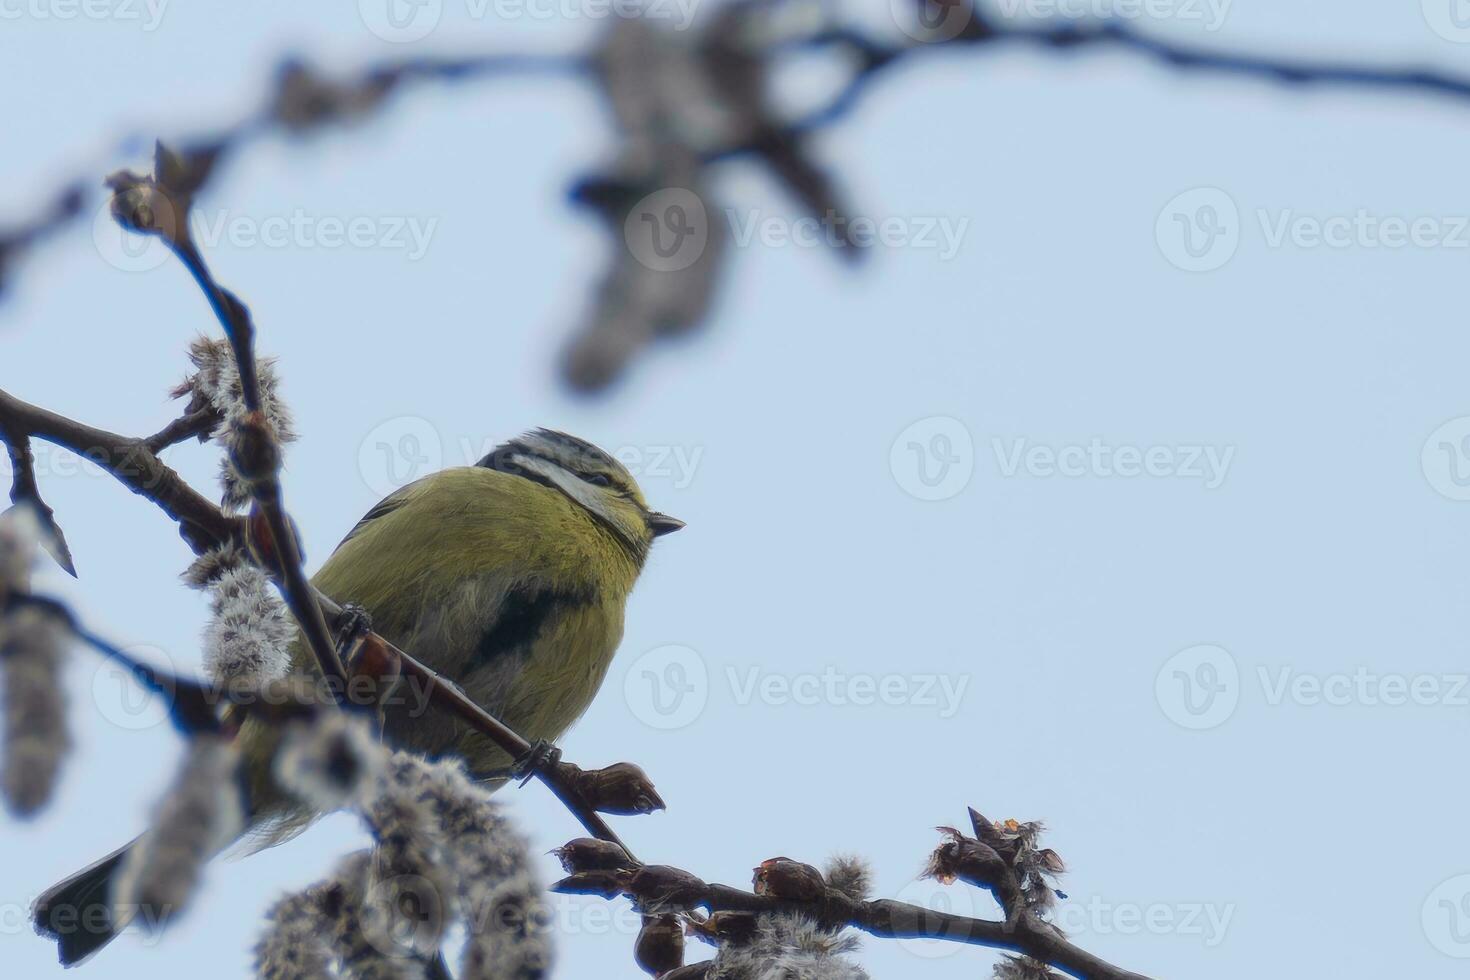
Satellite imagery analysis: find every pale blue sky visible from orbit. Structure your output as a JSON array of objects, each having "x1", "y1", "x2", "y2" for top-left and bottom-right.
[{"x1": 4, "y1": 2, "x2": 1470, "y2": 978}]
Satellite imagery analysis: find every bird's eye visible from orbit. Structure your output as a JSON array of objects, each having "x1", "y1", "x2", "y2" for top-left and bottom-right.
[{"x1": 584, "y1": 473, "x2": 612, "y2": 488}]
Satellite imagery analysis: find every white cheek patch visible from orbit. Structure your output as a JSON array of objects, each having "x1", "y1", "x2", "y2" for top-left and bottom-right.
[{"x1": 512, "y1": 454, "x2": 618, "y2": 526}]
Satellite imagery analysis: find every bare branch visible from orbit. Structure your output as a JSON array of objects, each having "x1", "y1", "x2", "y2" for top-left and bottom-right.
[{"x1": 0, "y1": 425, "x2": 74, "y2": 576}]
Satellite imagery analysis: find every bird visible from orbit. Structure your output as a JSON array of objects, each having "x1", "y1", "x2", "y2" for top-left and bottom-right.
[{"x1": 32, "y1": 428, "x2": 684, "y2": 966}]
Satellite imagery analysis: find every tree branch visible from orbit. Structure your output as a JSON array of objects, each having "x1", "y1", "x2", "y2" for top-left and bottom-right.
[{"x1": 0, "y1": 386, "x2": 236, "y2": 550}]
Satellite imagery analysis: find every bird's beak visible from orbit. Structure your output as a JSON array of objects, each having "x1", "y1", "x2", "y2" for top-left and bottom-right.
[{"x1": 647, "y1": 512, "x2": 686, "y2": 537}]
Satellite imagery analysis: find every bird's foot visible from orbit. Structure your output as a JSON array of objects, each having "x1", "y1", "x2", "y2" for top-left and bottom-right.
[
  {"x1": 333, "y1": 603, "x2": 374, "y2": 649},
  {"x1": 509, "y1": 740, "x2": 563, "y2": 786}
]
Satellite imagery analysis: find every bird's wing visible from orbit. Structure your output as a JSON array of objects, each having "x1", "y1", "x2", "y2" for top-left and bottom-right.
[{"x1": 333, "y1": 477, "x2": 429, "y2": 551}]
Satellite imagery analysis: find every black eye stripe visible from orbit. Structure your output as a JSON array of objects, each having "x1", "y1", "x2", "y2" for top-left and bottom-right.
[{"x1": 584, "y1": 473, "x2": 612, "y2": 487}]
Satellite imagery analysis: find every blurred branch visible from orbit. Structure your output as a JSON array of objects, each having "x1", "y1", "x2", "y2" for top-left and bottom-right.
[
  {"x1": 5, "y1": 3, "x2": 1470, "y2": 392},
  {"x1": 776, "y1": 3, "x2": 1470, "y2": 142}
]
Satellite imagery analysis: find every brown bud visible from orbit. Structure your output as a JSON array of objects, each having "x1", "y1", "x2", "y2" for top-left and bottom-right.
[
  {"x1": 574, "y1": 761, "x2": 667, "y2": 815},
  {"x1": 686, "y1": 911, "x2": 758, "y2": 948},
  {"x1": 752, "y1": 857, "x2": 825, "y2": 901},
  {"x1": 657, "y1": 964, "x2": 712, "y2": 980},
  {"x1": 548, "y1": 869, "x2": 630, "y2": 899},
  {"x1": 625, "y1": 866, "x2": 708, "y2": 914},
  {"x1": 242, "y1": 505, "x2": 303, "y2": 574},
  {"x1": 1036, "y1": 848, "x2": 1066, "y2": 874},
  {"x1": 551, "y1": 837, "x2": 635, "y2": 874},
  {"x1": 924, "y1": 828, "x2": 1008, "y2": 887},
  {"x1": 341, "y1": 632, "x2": 401, "y2": 711},
  {"x1": 103, "y1": 172, "x2": 183, "y2": 241},
  {"x1": 230, "y1": 412, "x2": 283, "y2": 486},
  {"x1": 634, "y1": 915, "x2": 684, "y2": 976},
  {"x1": 924, "y1": 827, "x2": 1025, "y2": 917}
]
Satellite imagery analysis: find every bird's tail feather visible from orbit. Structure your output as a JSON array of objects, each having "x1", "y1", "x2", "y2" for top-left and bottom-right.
[{"x1": 32, "y1": 838, "x2": 138, "y2": 967}]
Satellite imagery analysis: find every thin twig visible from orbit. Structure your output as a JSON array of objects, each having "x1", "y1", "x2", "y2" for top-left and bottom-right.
[
  {"x1": 0, "y1": 423, "x2": 75, "y2": 576},
  {"x1": 0, "y1": 386, "x2": 236, "y2": 550},
  {"x1": 558, "y1": 872, "x2": 1152, "y2": 980},
  {"x1": 164, "y1": 237, "x2": 349, "y2": 696},
  {"x1": 142, "y1": 406, "x2": 220, "y2": 455},
  {"x1": 752, "y1": 12, "x2": 1470, "y2": 149}
]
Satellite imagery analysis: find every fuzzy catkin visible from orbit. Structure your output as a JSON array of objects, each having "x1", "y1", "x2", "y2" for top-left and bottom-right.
[
  {"x1": 273, "y1": 711, "x2": 385, "y2": 813},
  {"x1": 257, "y1": 852, "x2": 426, "y2": 980},
  {"x1": 178, "y1": 336, "x2": 295, "y2": 511},
  {"x1": 379, "y1": 754, "x2": 551, "y2": 980},
  {"x1": 203, "y1": 563, "x2": 294, "y2": 689},
  {"x1": 259, "y1": 746, "x2": 549, "y2": 978},
  {"x1": 993, "y1": 955, "x2": 1063, "y2": 980},
  {"x1": 254, "y1": 886, "x2": 336, "y2": 980},
  {"x1": 0, "y1": 504, "x2": 42, "y2": 594},
  {"x1": 1004, "y1": 821, "x2": 1061, "y2": 914},
  {"x1": 182, "y1": 541, "x2": 249, "y2": 589},
  {"x1": 710, "y1": 914, "x2": 869, "y2": 980},
  {"x1": 113, "y1": 735, "x2": 244, "y2": 927},
  {"x1": 359, "y1": 787, "x2": 454, "y2": 958},
  {"x1": 329, "y1": 853, "x2": 428, "y2": 980},
  {"x1": 0, "y1": 606, "x2": 70, "y2": 817},
  {"x1": 823, "y1": 854, "x2": 874, "y2": 903}
]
